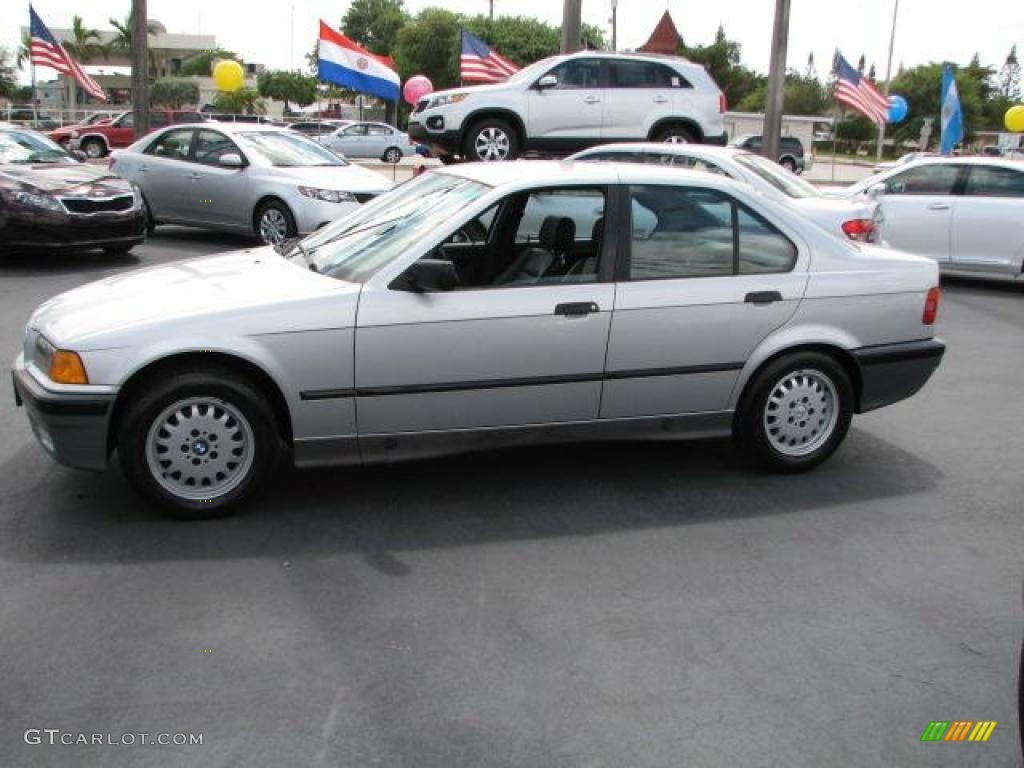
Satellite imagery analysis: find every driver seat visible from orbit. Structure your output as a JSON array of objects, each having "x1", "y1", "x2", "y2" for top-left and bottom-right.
[{"x1": 498, "y1": 216, "x2": 575, "y2": 284}]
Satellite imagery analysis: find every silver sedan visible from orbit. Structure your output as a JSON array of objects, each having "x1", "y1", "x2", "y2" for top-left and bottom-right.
[
  {"x1": 12, "y1": 161, "x2": 945, "y2": 517},
  {"x1": 111, "y1": 123, "x2": 393, "y2": 245},
  {"x1": 319, "y1": 121, "x2": 418, "y2": 163}
]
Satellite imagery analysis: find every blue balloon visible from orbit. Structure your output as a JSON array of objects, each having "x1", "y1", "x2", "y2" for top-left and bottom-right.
[{"x1": 888, "y1": 94, "x2": 908, "y2": 123}]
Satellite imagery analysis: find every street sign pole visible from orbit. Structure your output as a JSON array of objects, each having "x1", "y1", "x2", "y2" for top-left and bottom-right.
[
  {"x1": 876, "y1": 0, "x2": 900, "y2": 161},
  {"x1": 762, "y1": 0, "x2": 791, "y2": 165},
  {"x1": 560, "y1": 0, "x2": 582, "y2": 54}
]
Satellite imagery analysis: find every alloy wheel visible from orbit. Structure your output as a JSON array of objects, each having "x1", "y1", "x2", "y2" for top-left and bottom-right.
[
  {"x1": 259, "y1": 208, "x2": 288, "y2": 244},
  {"x1": 663, "y1": 134, "x2": 690, "y2": 144},
  {"x1": 84, "y1": 141, "x2": 103, "y2": 158},
  {"x1": 762, "y1": 369, "x2": 839, "y2": 457},
  {"x1": 145, "y1": 397, "x2": 255, "y2": 501},
  {"x1": 474, "y1": 127, "x2": 510, "y2": 161}
]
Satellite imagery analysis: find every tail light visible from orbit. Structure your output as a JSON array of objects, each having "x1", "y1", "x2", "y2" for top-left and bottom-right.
[
  {"x1": 922, "y1": 286, "x2": 941, "y2": 325},
  {"x1": 719, "y1": 93, "x2": 728, "y2": 113},
  {"x1": 841, "y1": 218, "x2": 875, "y2": 241}
]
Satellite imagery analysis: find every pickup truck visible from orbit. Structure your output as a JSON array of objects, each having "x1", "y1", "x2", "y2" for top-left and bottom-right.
[{"x1": 48, "y1": 110, "x2": 209, "y2": 159}]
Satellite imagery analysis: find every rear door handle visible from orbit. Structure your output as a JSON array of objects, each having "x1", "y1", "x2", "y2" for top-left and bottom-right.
[
  {"x1": 555, "y1": 302, "x2": 599, "y2": 316},
  {"x1": 927, "y1": 202, "x2": 951, "y2": 210},
  {"x1": 745, "y1": 291, "x2": 783, "y2": 305},
  {"x1": 189, "y1": 172, "x2": 202, "y2": 181},
  {"x1": 137, "y1": 165, "x2": 149, "y2": 173},
  {"x1": 653, "y1": 96, "x2": 669, "y2": 103}
]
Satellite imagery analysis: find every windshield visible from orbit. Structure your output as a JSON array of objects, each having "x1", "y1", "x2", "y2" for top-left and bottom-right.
[
  {"x1": 505, "y1": 56, "x2": 561, "y2": 85},
  {"x1": 0, "y1": 129, "x2": 74, "y2": 164},
  {"x1": 733, "y1": 152, "x2": 820, "y2": 198},
  {"x1": 235, "y1": 131, "x2": 348, "y2": 167},
  {"x1": 288, "y1": 172, "x2": 491, "y2": 282}
]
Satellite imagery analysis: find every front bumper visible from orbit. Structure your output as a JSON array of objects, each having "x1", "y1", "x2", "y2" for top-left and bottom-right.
[
  {"x1": 288, "y1": 195, "x2": 364, "y2": 234},
  {"x1": 11, "y1": 355, "x2": 115, "y2": 471},
  {"x1": 408, "y1": 122, "x2": 462, "y2": 156},
  {"x1": 852, "y1": 339, "x2": 945, "y2": 413},
  {"x1": 0, "y1": 205, "x2": 146, "y2": 251}
]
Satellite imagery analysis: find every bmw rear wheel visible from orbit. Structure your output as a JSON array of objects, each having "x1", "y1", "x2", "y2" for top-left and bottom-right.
[
  {"x1": 735, "y1": 352, "x2": 853, "y2": 471},
  {"x1": 655, "y1": 125, "x2": 696, "y2": 144}
]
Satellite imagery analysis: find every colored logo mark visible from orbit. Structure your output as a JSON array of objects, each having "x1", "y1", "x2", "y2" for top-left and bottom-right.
[{"x1": 921, "y1": 721, "x2": 996, "y2": 742}]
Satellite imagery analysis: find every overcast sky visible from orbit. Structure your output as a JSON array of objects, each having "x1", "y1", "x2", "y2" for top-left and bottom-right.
[{"x1": 8, "y1": 0, "x2": 1023, "y2": 84}]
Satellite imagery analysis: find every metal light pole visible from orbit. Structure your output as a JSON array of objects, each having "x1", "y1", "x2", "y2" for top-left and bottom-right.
[
  {"x1": 560, "y1": 0, "x2": 582, "y2": 54},
  {"x1": 762, "y1": 0, "x2": 791, "y2": 165},
  {"x1": 131, "y1": 0, "x2": 149, "y2": 138},
  {"x1": 489, "y1": 0, "x2": 494, "y2": 22},
  {"x1": 611, "y1": 0, "x2": 618, "y2": 52},
  {"x1": 876, "y1": 0, "x2": 900, "y2": 161}
]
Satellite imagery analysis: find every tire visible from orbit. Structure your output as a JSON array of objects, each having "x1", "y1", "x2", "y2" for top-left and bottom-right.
[
  {"x1": 655, "y1": 125, "x2": 697, "y2": 144},
  {"x1": 734, "y1": 351, "x2": 854, "y2": 472},
  {"x1": 142, "y1": 197, "x2": 157, "y2": 235},
  {"x1": 81, "y1": 137, "x2": 106, "y2": 159},
  {"x1": 464, "y1": 118, "x2": 518, "y2": 162},
  {"x1": 118, "y1": 367, "x2": 280, "y2": 519},
  {"x1": 254, "y1": 199, "x2": 297, "y2": 246},
  {"x1": 382, "y1": 146, "x2": 402, "y2": 163},
  {"x1": 780, "y1": 157, "x2": 798, "y2": 173},
  {"x1": 437, "y1": 154, "x2": 459, "y2": 165}
]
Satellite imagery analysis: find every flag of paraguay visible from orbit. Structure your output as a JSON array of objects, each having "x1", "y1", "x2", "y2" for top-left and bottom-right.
[{"x1": 317, "y1": 21, "x2": 400, "y2": 102}]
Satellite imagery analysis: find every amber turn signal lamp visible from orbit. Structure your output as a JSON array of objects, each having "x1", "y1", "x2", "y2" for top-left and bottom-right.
[{"x1": 49, "y1": 350, "x2": 89, "y2": 384}]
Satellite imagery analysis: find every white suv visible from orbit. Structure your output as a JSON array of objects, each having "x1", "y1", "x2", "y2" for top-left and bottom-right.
[{"x1": 408, "y1": 51, "x2": 727, "y2": 163}]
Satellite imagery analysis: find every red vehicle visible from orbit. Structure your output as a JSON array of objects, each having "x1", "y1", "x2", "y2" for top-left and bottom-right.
[{"x1": 48, "y1": 110, "x2": 209, "y2": 159}]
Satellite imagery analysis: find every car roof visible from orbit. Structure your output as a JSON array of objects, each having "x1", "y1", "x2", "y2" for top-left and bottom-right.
[
  {"x1": 436, "y1": 158, "x2": 751, "y2": 193},
  {"x1": 898, "y1": 156, "x2": 1024, "y2": 170},
  {"x1": 576, "y1": 142, "x2": 752, "y2": 160},
  {"x1": 177, "y1": 122, "x2": 286, "y2": 134}
]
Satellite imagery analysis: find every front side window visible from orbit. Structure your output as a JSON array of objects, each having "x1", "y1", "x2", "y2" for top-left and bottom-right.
[
  {"x1": 545, "y1": 59, "x2": 602, "y2": 89},
  {"x1": 236, "y1": 131, "x2": 347, "y2": 167},
  {"x1": 627, "y1": 185, "x2": 795, "y2": 280},
  {"x1": 145, "y1": 128, "x2": 195, "y2": 161},
  {"x1": 0, "y1": 129, "x2": 73, "y2": 164},
  {"x1": 964, "y1": 165, "x2": 1024, "y2": 197},
  {"x1": 885, "y1": 164, "x2": 961, "y2": 195}
]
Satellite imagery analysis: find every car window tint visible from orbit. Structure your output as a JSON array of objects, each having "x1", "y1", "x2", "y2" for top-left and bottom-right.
[
  {"x1": 628, "y1": 186, "x2": 735, "y2": 279},
  {"x1": 145, "y1": 128, "x2": 194, "y2": 160},
  {"x1": 609, "y1": 60, "x2": 687, "y2": 88},
  {"x1": 737, "y1": 207, "x2": 797, "y2": 274},
  {"x1": 546, "y1": 59, "x2": 601, "y2": 89},
  {"x1": 172, "y1": 112, "x2": 200, "y2": 123},
  {"x1": 193, "y1": 130, "x2": 241, "y2": 165},
  {"x1": 885, "y1": 164, "x2": 960, "y2": 195},
  {"x1": 149, "y1": 113, "x2": 169, "y2": 127},
  {"x1": 964, "y1": 165, "x2": 1024, "y2": 197},
  {"x1": 344, "y1": 124, "x2": 368, "y2": 136},
  {"x1": 366, "y1": 124, "x2": 390, "y2": 135}
]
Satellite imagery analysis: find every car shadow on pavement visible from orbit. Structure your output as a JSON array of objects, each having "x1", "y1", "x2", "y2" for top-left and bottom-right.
[
  {"x1": 0, "y1": 249, "x2": 142, "y2": 275},
  {"x1": 0, "y1": 426, "x2": 942, "y2": 566}
]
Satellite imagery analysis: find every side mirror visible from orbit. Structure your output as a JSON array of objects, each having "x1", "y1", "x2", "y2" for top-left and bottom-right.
[
  {"x1": 219, "y1": 152, "x2": 244, "y2": 168},
  {"x1": 394, "y1": 259, "x2": 459, "y2": 293},
  {"x1": 72, "y1": 150, "x2": 88, "y2": 163},
  {"x1": 867, "y1": 182, "x2": 886, "y2": 199},
  {"x1": 537, "y1": 75, "x2": 558, "y2": 90}
]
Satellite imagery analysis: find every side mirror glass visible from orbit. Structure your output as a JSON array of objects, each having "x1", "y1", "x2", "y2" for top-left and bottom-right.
[
  {"x1": 537, "y1": 75, "x2": 558, "y2": 90},
  {"x1": 219, "y1": 152, "x2": 244, "y2": 168},
  {"x1": 394, "y1": 258, "x2": 459, "y2": 293},
  {"x1": 867, "y1": 182, "x2": 887, "y2": 199}
]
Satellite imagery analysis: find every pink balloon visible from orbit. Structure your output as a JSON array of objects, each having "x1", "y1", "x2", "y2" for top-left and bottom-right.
[{"x1": 403, "y1": 75, "x2": 434, "y2": 106}]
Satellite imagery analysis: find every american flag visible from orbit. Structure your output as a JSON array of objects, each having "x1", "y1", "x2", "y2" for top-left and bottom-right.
[
  {"x1": 834, "y1": 53, "x2": 888, "y2": 124},
  {"x1": 460, "y1": 30, "x2": 519, "y2": 83},
  {"x1": 30, "y1": 5, "x2": 108, "y2": 102}
]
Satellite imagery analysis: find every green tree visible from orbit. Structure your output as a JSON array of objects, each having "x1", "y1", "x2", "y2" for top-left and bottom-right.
[
  {"x1": 393, "y1": 8, "x2": 462, "y2": 87},
  {"x1": 16, "y1": 31, "x2": 32, "y2": 69},
  {"x1": 108, "y1": 12, "x2": 161, "y2": 75},
  {"x1": 66, "y1": 16, "x2": 104, "y2": 63},
  {"x1": 212, "y1": 87, "x2": 265, "y2": 115},
  {"x1": 888, "y1": 62, "x2": 985, "y2": 146},
  {"x1": 150, "y1": 79, "x2": 199, "y2": 108},
  {"x1": 342, "y1": 0, "x2": 408, "y2": 55},
  {"x1": 736, "y1": 70, "x2": 828, "y2": 115},
  {"x1": 0, "y1": 47, "x2": 16, "y2": 99},
  {"x1": 257, "y1": 70, "x2": 319, "y2": 112},
  {"x1": 680, "y1": 25, "x2": 764, "y2": 110},
  {"x1": 180, "y1": 48, "x2": 242, "y2": 77},
  {"x1": 998, "y1": 44, "x2": 1020, "y2": 100}
]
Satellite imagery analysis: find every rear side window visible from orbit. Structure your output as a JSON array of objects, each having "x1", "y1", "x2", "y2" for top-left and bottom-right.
[
  {"x1": 885, "y1": 164, "x2": 961, "y2": 195},
  {"x1": 963, "y1": 165, "x2": 1024, "y2": 197},
  {"x1": 608, "y1": 60, "x2": 690, "y2": 88},
  {"x1": 366, "y1": 124, "x2": 390, "y2": 136},
  {"x1": 627, "y1": 185, "x2": 796, "y2": 280}
]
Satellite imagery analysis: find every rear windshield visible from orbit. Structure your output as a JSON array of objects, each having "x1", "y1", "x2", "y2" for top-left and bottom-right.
[{"x1": 733, "y1": 152, "x2": 819, "y2": 199}]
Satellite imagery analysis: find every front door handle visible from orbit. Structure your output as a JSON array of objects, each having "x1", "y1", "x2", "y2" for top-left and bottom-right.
[
  {"x1": 653, "y1": 96, "x2": 669, "y2": 103},
  {"x1": 583, "y1": 95, "x2": 601, "y2": 104},
  {"x1": 188, "y1": 172, "x2": 201, "y2": 181},
  {"x1": 555, "y1": 302, "x2": 599, "y2": 316},
  {"x1": 745, "y1": 291, "x2": 783, "y2": 305},
  {"x1": 927, "y1": 202, "x2": 951, "y2": 210},
  {"x1": 137, "y1": 165, "x2": 149, "y2": 173}
]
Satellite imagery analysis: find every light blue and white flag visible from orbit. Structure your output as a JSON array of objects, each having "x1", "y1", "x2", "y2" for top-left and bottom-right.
[{"x1": 940, "y1": 64, "x2": 964, "y2": 155}]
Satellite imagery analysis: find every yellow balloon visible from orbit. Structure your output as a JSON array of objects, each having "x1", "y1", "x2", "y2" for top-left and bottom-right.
[
  {"x1": 213, "y1": 59, "x2": 245, "y2": 93},
  {"x1": 1005, "y1": 105, "x2": 1024, "y2": 133}
]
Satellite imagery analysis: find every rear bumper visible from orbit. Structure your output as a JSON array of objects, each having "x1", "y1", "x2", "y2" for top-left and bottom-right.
[
  {"x1": 11, "y1": 355, "x2": 114, "y2": 471},
  {"x1": 852, "y1": 339, "x2": 945, "y2": 413}
]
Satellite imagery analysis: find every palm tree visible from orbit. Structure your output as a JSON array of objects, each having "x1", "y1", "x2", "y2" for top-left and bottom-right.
[
  {"x1": 16, "y1": 31, "x2": 32, "y2": 70},
  {"x1": 107, "y1": 13, "x2": 160, "y2": 75},
  {"x1": 65, "y1": 16, "x2": 104, "y2": 63}
]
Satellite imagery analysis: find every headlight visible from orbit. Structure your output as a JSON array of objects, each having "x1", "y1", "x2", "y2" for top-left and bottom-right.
[
  {"x1": 298, "y1": 186, "x2": 356, "y2": 204},
  {"x1": 130, "y1": 183, "x2": 143, "y2": 209},
  {"x1": 427, "y1": 93, "x2": 469, "y2": 110},
  {"x1": 3, "y1": 189, "x2": 64, "y2": 212},
  {"x1": 34, "y1": 336, "x2": 89, "y2": 384}
]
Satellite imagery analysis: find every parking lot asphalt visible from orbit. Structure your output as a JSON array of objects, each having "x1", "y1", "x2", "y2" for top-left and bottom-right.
[{"x1": 0, "y1": 229, "x2": 1021, "y2": 767}]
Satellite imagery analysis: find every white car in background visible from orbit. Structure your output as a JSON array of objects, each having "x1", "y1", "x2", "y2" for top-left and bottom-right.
[
  {"x1": 570, "y1": 143, "x2": 883, "y2": 243},
  {"x1": 846, "y1": 157, "x2": 1024, "y2": 281}
]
